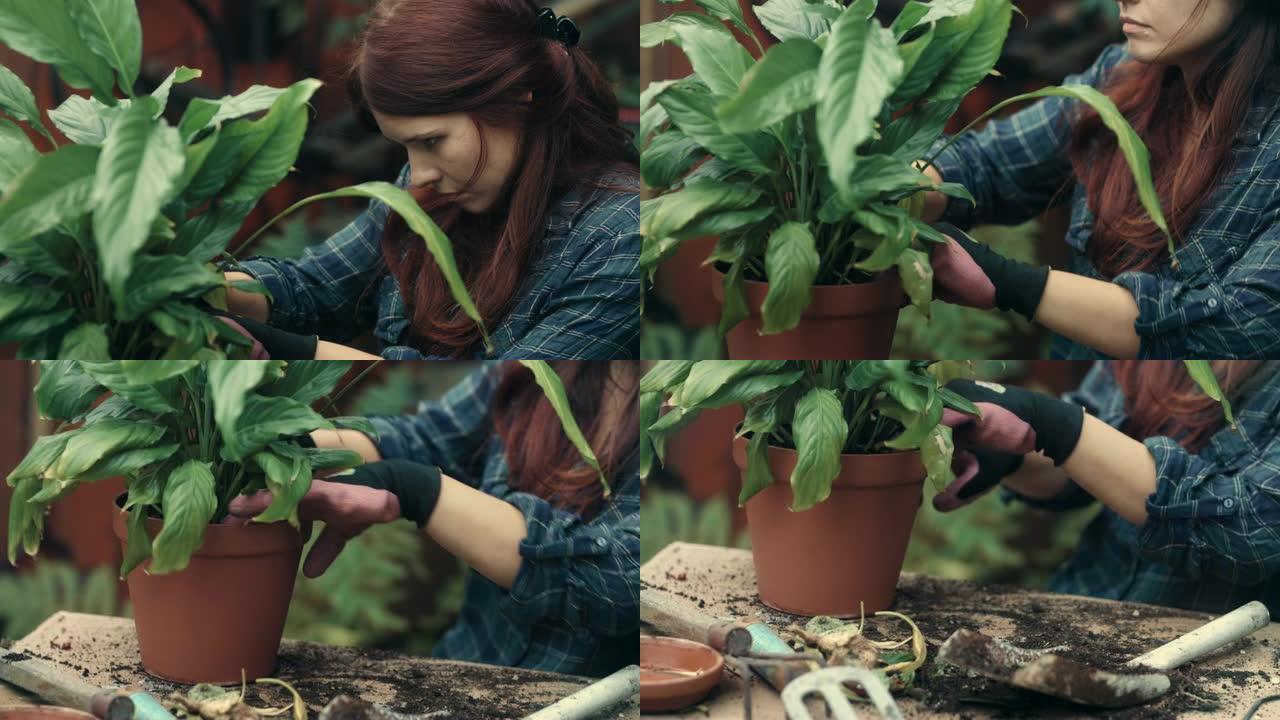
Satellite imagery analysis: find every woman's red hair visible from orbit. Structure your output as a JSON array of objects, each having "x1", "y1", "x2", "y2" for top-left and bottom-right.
[
  {"x1": 1067, "y1": 1, "x2": 1279, "y2": 277},
  {"x1": 492, "y1": 361, "x2": 638, "y2": 519},
  {"x1": 349, "y1": 0, "x2": 637, "y2": 356},
  {"x1": 1113, "y1": 361, "x2": 1260, "y2": 451}
]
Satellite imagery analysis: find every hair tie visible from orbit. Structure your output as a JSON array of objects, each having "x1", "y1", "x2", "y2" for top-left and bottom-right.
[{"x1": 535, "y1": 7, "x2": 580, "y2": 48}]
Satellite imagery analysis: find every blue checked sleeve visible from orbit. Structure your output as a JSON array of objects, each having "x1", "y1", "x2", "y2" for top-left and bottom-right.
[
  {"x1": 1112, "y1": 222, "x2": 1280, "y2": 358},
  {"x1": 235, "y1": 165, "x2": 411, "y2": 341},
  {"x1": 504, "y1": 198, "x2": 640, "y2": 360},
  {"x1": 366, "y1": 364, "x2": 501, "y2": 484},
  {"x1": 497, "y1": 471, "x2": 640, "y2": 637},
  {"x1": 1137, "y1": 435, "x2": 1280, "y2": 585},
  {"x1": 929, "y1": 43, "x2": 1129, "y2": 229}
]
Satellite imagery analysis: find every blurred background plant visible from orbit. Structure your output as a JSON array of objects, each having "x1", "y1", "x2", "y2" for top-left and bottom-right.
[{"x1": 0, "y1": 562, "x2": 129, "y2": 641}]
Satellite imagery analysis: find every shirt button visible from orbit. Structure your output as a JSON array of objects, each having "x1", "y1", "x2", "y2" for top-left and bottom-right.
[
  {"x1": 596, "y1": 537, "x2": 608, "y2": 548},
  {"x1": 1223, "y1": 498, "x2": 1235, "y2": 508},
  {"x1": 1208, "y1": 298, "x2": 1219, "y2": 308}
]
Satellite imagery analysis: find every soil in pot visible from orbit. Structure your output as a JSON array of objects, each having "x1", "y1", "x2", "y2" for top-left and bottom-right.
[
  {"x1": 111, "y1": 496, "x2": 303, "y2": 684},
  {"x1": 733, "y1": 437, "x2": 924, "y2": 617},
  {"x1": 712, "y1": 267, "x2": 905, "y2": 360}
]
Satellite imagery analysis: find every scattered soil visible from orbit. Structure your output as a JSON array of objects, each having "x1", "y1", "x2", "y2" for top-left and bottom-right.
[
  {"x1": 643, "y1": 547, "x2": 1279, "y2": 719},
  {"x1": 8, "y1": 613, "x2": 636, "y2": 720}
]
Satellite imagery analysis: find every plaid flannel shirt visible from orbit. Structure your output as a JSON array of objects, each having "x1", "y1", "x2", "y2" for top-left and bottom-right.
[
  {"x1": 1006, "y1": 361, "x2": 1280, "y2": 619},
  {"x1": 931, "y1": 44, "x2": 1280, "y2": 359},
  {"x1": 366, "y1": 365, "x2": 640, "y2": 676},
  {"x1": 237, "y1": 165, "x2": 640, "y2": 360}
]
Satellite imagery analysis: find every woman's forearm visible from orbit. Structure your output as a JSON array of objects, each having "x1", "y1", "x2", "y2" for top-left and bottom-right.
[
  {"x1": 1034, "y1": 271, "x2": 1142, "y2": 358},
  {"x1": 919, "y1": 164, "x2": 949, "y2": 223},
  {"x1": 1000, "y1": 451, "x2": 1072, "y2": 500},
  {"x1": 425, "y1": 476, "x2": 529, "y2": 589},
  {"x1": 311, "y1": 429, "x2": 383, "y2": 464},
  {"x1": 223, "y1": 271, "x2": 271, "y2": 322},
  {"x1": 315, "y1": 341, "x2": 382, "y2": 360},
  {"x1": 1061, "y1": 414, "x2": 1157, "y2": 525}
]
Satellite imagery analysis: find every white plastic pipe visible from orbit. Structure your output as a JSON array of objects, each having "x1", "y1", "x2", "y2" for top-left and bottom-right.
[
  {"x1": 1124, "y1": 601, "x2": 1272, "y2": 672},
  {"x1": 523, "y1": 665, "x2": 639, "y2": 720}
]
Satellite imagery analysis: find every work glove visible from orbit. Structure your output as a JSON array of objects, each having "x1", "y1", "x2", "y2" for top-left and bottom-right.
[
  {"x1": 227, "y1": 458, "x2": 442, "y2": 576},
  {"x1": 929, "y1": 222, "x2": 1051, "y2": 322},
  {"x1": 931, "y1": 380, "x2": 1085, "y2": 512},
  {"x1": 200, "y1": 303, "x2": 319, "y2": 360}
]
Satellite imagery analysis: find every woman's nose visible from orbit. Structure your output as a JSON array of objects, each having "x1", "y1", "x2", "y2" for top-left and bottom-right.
[{"x1": 410, "y1": 165, "x2": 442, "y2": 190}]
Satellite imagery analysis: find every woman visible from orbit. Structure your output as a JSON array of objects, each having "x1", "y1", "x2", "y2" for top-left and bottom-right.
[
  {"x1": 220, "y1": 0, "x2": 639, "y2": 360},
  {"x1": 934, "y1": 361, "x2": 1280, "y2": 619},
  {"x1": 921, "y1": 0, "x2": 1280, "y2": 358},
  {"x1": 227, "y1": 361, "x2": 640, "y2": 676}
]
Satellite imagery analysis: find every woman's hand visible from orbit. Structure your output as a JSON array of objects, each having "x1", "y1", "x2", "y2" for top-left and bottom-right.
[
  {"x1": 933, "y1": 403, "x2": 1034, "y2": 512},
  {"x1": 929, "y1": 223, "x2": 1051, "y2": 321},
  {"x1": 226, "y1": 459, "x2": 443, "y2": 577},
  {"x1": 200, "y1": 304, "x2": 320, "y2": 359},
  {"x1": 944, "y1": 379, "x2": 1086, "y2": 465},
  {"x1": 223, "y1": 271, "x2": 271, "y2": 322}
]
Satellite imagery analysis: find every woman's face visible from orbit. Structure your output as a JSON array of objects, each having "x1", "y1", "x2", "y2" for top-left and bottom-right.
[
  {"x1": 1117, "y1": 0, "x2": 1240, "y2": 64},
  {"x1": 373, "y1": 110, "x2": 521, "y2": 214}
]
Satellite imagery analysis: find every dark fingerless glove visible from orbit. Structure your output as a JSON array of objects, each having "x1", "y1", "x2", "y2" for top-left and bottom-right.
[
  {"x1": 336, "y1": 459, "x2": 443, "y2": 528},
  {"x1": 946, "y1": 379, "x2": 1085, "y2": 465},
  {"x1": 933, "y1": 222, "x2": 1051, "y2": 321}
]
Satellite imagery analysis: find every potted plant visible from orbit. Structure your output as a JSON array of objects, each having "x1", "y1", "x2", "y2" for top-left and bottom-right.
[
  {"x1": 0, "y1": 0, "x2": 487, "y2": 359},
  {"x1": 6, "y1": 359, "x2": 603, "y2": 683},
  {"x1": 639, "y1": 0, "x2": 1173, "y2": 358},
  {"x1": 640, "y1": 360, "x2": 1232, "y2": 617}
]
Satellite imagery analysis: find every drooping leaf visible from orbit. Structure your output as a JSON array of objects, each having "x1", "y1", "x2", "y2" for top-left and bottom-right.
[
  {"x1": 640, "y1": 361, "x2": 696, "y2": 393},
  {"x1": 251, "y1": 442, "x2": 313, "y2": 526},
  {"x1": 738, "y1": 431, "x2": 775, "y2": 506},
  {"x1": 6, "y1": 432, "x2": 73, "y2": 485},
  {"x1": 640, "y1": 390, "x2": 661, "y2": 479},
  {"x1": 78, "y1": 443, "x2": 179, "y2": 483},
  {"x1": 518, "y1": 360, "x2": 608, "y2": 494},
  {"x1": 177, "y1": 84, "x2": 288, "y2": 141},
  {"x1": 679, "y1": 361, "x2": 787, "y2": 408},
  {"x1": 641, "y1": 181, "x2": 763, "y2": 241},
  {"x1": 45, "y1": 418, "x2": 167, "y2": 483},
  {"x1": 34, "y1": 361, "x2": 103, "y2": 421},
  {"x1": 118, "y1": 502, "x2": 151, "y2": 577},
  {"x1": 657, "y1": 87, "x2": 780, "y2": 175},
  {"x1": 92, "y1": 99, "x2": 187, "y2": 307},
  {"x1": 896, "y1": 247, "x2": 933, "y2": 313},
  {"x1": 1184, "y1": 360, "x2": 1236, "y2": 430},
  {"x1": 789, "y1": 387, "x2": 848, "y2": 511},
  {"x1": 7, "y1": 476, "x2": 42, "y2": 564},
  {"x1": 760, "y1": 222, "x2": 819, "y2": 334},
  {"x1": 641, "y1": 129, "x2": 705, "y2": 189},
  {"x1": 920, "y1": 423, "x2": 955, "y2": 490},
  {"x1": 148, "y1": 459, "x2": 217, "y2": 574}
]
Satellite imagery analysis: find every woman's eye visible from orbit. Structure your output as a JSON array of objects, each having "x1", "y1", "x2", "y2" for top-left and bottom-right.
[{"x1": 420, "y1": 137, "x2": 440, "y2": 149}]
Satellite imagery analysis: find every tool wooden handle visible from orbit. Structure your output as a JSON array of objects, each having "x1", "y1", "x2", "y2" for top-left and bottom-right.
[
  {"x1": 0, "y1": 653, "x2": 102, "y2": 711},
  {"x1": 640, "y1": 590, "x2": 750, "y2": 655},
  {"x1": 1125, "y1": 601, "x2": 1272, "y2": 671}
]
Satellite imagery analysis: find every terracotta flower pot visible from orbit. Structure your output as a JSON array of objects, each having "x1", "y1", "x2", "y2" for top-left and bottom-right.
[
  {"x1": 711, "y1": 268, "x2": 905, "y2": 359},
  {"x1": 111, "y1": 496, "x2": 303, "y2": 684},
  {"x1": 732, "y1": 437, "x2": 925, "y2": 617},
  {"x1": 653, "y1": 236, "x2": 722, "y2": 329}
]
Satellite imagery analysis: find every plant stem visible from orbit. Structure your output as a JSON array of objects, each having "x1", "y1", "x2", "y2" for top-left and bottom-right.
[{"x1": 317, "y1": 360, "x2": 384, "y2": 417}]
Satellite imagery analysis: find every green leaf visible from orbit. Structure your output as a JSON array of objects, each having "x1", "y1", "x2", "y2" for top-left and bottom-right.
[
  {"x1": 680, "y1": 361, "x2": 786, "y2": 408},
  {"x1": 0, "y1": 282, "x2": 62, "y2": 325},
  {"x1": 0, "y1": 144, "x2": 99, "y2": 251},
  {"x1": 702, "y1": 370, "x2": 806, "y2": 408},
  {"x1": 518, "y1": 360, "x2": 609, "y2": 495},
  {"x1": 45, "y1": 418, "x2": 167, "y2": 483},
  {"x1": 330, "y1": 416, "x2": 378, "y2": 439},
  {"x1": 172, "y1": 197, "x2": 254, "y2": 263},
  {"x1": 264, "y1": 361, "x2": 352, "y2": 405},
  {"x1": 0, "y1": 119, "x2": 38, "y2": 194},
  {"x1": 0, "y1": 307, "x2": 75, "y2": 343},
  {"x1": 114, "y1": 254, "x2": 223, "y2": 322},
  {"x1": 640, "y1": 390, "x2": 661, "y2": 479},
  {"x1": 754, "y1": 0, "x2": 841, "y2": 42},
  {"x1": 925, "y1": 0, "x2": 1010, "y2": 100},
  {"x1": 34, "y1": 361, "x2": 103, "y2": 420},
  {"x1": 641, "y1": 181, "x2": 762, "y2": 242},
  {"x1": 58, "y1": 323, "x2": 111, "y2": 360},
  {"x1": 717, "y1": 259, "x2": 751, "y2": 337},
  {"x1": 0, "y1": 0, "x2": 117, "y2": 102},
  {"x1": 7, "y1": 476, "x2": 42, "y2": 564},
  {"x1": 817, "y1": 10, "x2": 904, "y2": 200},
  {"x1": 208, "y1": 359, "x2": 281, "y2": 440},
  {"x1": 217, "y1": 79, "x2": 320, "y2": 204},
  {"x1": 717, "y1": 38, "x2": 822, "y2": 134},
  {"x1": 657, "y1": 87, "x2": 780, "y2": 174},
  {"x1": 896, "y1": 247, "x2": 933, "y2": 313},
  {"x1": 738, "y1": 431, "x2": 774, "y2": 506},
  {"x1": 148, "y1": 459, "x2": 217, "y2": 574},
  {"x1": 118, "y1": 503, "x2": 151, "y2": 577},
  {"x1": 79, "y1": 361, "x2": 195, "y2": 414},
  {"x1": 890, "y1": 3, "x2": 981, "y2": 105},
  {"x1": 7, "y1": 432, "x2": 73, "y2": 485},
  {"x1": 761, "y1": 222, "x2": 819, "y2": 334},
  {"x1": 67, "y1": 0, "x2": 142, "y2": 95},
  {"x1": 47, "y1": 94, "x2": 126, "y2": 145},
  {"x1": 253, "y1": 181, "x2": 490, "y2": 352},
  {"x1": 92, "y1": 99, "x2": 186, "y2": 307},
  {"x1": 640, "y1": 13, "x2": 723, "y2": 48},
  {"x1": 0, "y1": 62, "x2": 52, "y2": 142},
  {"x1": 672, "y1": 22, "x2": 754, "y2": 97},
  {"x1": 920, "y1": 424, "x2": 955, "y2": 490},
  {"x1": 1184, "y1": 360, "x2": 1236, "y2": 430},
  {"x1": 251, "y1": 442, "x2": 313, "y2": 526},
  {"x1": 177, "y1": 85, "x2": 288, "y2": 140},
  {"x1": 789, "y1": 387, "x2": 848, "y2": 511},
  {"x1": 78, "y1": 442, "x2": 178, "y2": 483},
  {"x1": 675, "y1": 0, "x2": 756, "y2": 41},
  {"x1": 149, "y1": 66, "x2": 200, "y2": 113},
  {"x1": 937, "y1": 385, "x2": 981, "y2": 415},
  {"x1": 876, "y1": 97, "x2": 963, "y2": 162},
  {"x1": 890, "y1": 1, "x2": 933, "y2": 39},
  {"x1": 641, "y1": 130, "x2": 705, "y2": 189},
  {"x1": 302, "y1": 447, "x2": 365, "y2": 471},
  {"x1": 640, "y1": 361, "x2": 696, "y2": 393},
  {"x1": 221, "y1": 394, "x2": 331, "y2": 462}
]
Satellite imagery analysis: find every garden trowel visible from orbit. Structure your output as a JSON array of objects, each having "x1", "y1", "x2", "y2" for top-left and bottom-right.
[
  {"x1": 937, "y1": 600, "x2": 1271, "y2": 708},
  {"x1": 0, "y1": 652, "x2": 175, "y2": 720}
]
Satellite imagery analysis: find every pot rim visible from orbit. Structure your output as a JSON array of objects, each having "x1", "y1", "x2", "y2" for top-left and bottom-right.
[
  {"x1": 112, "y1": 492, "x2": 303, "y2": 559},
  {"x1": 711, "y1": 263, "x2": 905, "y2": 318},
  {"x1": 731, "y1": 434, "x2": 926, "y2": 490}
]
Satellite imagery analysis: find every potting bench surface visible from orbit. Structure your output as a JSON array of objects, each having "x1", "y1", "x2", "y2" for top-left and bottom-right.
[
  {"x1": 642, "y1": 542, "x2": 1280, "y2": 720},
  {"x1": 0, "y1": 612, "x2": 639, "y2": 719}
]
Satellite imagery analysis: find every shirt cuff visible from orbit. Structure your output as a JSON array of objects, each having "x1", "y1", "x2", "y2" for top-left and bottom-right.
[
  {"x1": 231, "y1": 257, "x2": 306, "y2": 332},
  {"x1": 1111, "y1": 271, "x2": 1228, "y2": 358},
  {"x1": 368, "y1": 415, "x2": 412, "y2": 461}
]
